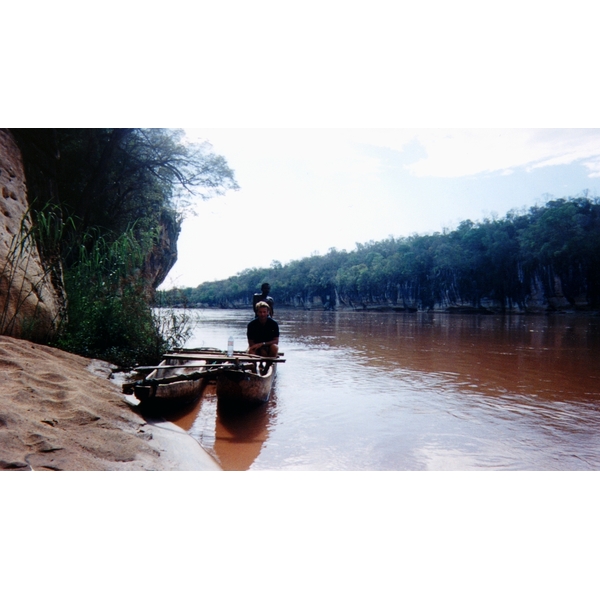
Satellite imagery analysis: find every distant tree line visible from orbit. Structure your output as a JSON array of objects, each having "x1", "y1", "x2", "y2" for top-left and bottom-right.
[{"x1": 159, "y1": 197, "x2": 600, "y2": 312}]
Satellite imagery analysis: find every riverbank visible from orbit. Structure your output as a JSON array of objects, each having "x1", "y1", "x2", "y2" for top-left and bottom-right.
[
  {"x1": 0, "y1": 335, "x2": 220, "y2": 471},
  {"x1": 162, "y1": 302, "x2": 600, "y2": 315}
]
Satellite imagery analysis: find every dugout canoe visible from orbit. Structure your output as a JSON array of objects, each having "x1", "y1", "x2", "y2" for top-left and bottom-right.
[
  {"x1": 216, "y1": 361, "x2": 277, "y2": 405},
  {"x1": 123, "y1": 355, "x2": 218, "y2": 411}
]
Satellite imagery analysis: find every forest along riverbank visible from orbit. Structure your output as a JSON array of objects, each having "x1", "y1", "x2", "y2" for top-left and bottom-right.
[
  {"x1": 0, "y1": 335, "x2": 220, "y2": 471},
  {"x1": 173, "y1": 308, "x2": 600, "y2": 470}
]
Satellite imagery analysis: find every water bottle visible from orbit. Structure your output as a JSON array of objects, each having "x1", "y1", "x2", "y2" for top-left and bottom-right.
[{"x1": 227, "y1": 336, "x2": 234, "y2": 357}]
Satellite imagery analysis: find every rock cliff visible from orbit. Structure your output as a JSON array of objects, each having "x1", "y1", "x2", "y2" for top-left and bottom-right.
[
  {"x1": 141, "y1": 208, "x2": 180, "y2": 291},
  {"x1": 0, "y1": 129, "x2": 182, "y2": 342},
  {"x1": 0, "y1": 130, "x2": 64, "y2": 341}
]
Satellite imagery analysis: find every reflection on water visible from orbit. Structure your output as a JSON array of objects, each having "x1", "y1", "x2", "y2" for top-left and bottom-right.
[
  {"x1": 171, "y1": 309, "x2": 600, "y2": 470},
  {"x1": 171, "y1": 382, "x2": 277, "y2": 471},
  {"x1": 214, "y1": 397, "x2": 273, "y2": 471}
]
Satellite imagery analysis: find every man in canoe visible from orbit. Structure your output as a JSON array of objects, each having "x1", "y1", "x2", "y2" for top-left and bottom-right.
[
  {"x1": 252, "y1": 283, "x2": 274, "y2": 316},
  {"x1": 247, "y1": 301, "x2": 279, "y2": 357}
]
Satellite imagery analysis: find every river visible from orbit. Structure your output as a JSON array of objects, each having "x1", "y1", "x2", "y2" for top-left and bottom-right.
[{"x1": 169, "y1": 308, "x2": 600, "y2": 470}]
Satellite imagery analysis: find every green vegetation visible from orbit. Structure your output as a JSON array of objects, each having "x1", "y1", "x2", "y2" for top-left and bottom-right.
[
  {"x1": 18, "y1": 129, "x2": 238, "y2": 365},
  {"x1": 159, "y1": 197, "x2": 600, "y2": 313},
  {"x1": 57, "y1": 227, "x2": 155, "y2": 365}
]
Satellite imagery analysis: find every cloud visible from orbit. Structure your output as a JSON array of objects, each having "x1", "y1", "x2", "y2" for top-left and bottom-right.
[
  {"x1": 582, "y1": 159, "x2": 600, "y2": 178},
  {"x1": 188, "y1": 128, "x2": 600, "y2": 183},
  {"x1": 373, "y1": 129, "x2": 600, "y2": 179}
]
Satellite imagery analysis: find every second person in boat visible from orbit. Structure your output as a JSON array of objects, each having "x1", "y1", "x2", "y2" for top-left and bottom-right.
[{"x1": 247, "y1": 301, "x2": 279, "y2": 358}]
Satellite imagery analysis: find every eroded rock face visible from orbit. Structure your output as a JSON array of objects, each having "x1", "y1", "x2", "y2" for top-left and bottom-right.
[
  {"x1": 142, "y1": 209, "x2": 180, "y2": 290},
  {"x1": 0, "y1": 130, "x2": 63, "y2": 341}
]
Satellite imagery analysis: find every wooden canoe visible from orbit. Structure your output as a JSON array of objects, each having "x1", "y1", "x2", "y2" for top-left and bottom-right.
[
  {"x1": 125, "y1": 356, "x2": 217, "y2": 411},
  {"x1": 216, "y1": 361, "x2": 277, "y2": 405}
]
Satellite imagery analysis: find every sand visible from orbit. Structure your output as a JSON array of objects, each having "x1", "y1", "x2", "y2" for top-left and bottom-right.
[{"x1": 0, "y1": 335, "x2": 220, "y2": 471}]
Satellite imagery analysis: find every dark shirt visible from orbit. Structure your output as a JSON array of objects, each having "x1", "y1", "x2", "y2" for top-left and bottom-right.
[
  {"x1": 247, "y1": 316, "x2": 279, "y2": 344},
  {"x1": 253, "y1": 293, "x2": 274, "y2": 315}
]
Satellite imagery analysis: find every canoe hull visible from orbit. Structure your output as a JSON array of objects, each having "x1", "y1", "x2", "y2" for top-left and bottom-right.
[
  {"x1": 134, "y1": 377, "x2": 206, "y2": 407},
  {"x1": 216, "y1": 364, "x2": 276, "y2": 405},
  {"x1": 132, "y1": 358, "x2": 210, "y2": 411}
]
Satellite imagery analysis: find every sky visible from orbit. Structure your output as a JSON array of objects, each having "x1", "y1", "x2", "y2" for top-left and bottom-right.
[{"x1": 159, "y1": 128, "x2": 600, "y2": 289}]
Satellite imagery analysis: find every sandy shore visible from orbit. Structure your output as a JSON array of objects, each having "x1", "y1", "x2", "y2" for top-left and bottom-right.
[{"x1": 0, "y1": 335, "x2": 220, "y2": 471}]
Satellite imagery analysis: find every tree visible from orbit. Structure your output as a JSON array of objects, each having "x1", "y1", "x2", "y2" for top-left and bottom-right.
[{"x1": 53, "y1": 129, "x2": 239, "y2": 257}]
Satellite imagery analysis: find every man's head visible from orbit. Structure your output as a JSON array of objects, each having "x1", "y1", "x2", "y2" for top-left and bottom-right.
[
  {"x1": 255, "y1": 301, "x2": 270, "y2": 322},
  {"x1": 261, "y1": 283, "x2": 270, "y2": 294}
]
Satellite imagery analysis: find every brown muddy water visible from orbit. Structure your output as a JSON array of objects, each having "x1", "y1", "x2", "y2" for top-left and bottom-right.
[{"x1": 168, "y1": 308, "x2": 600, "y2": 470}]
